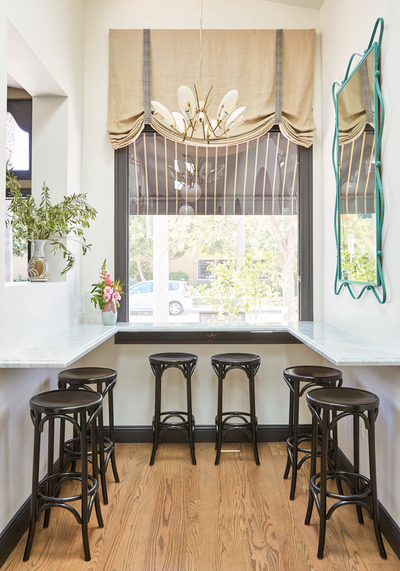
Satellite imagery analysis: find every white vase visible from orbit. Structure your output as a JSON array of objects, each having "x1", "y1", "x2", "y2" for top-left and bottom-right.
[
  {"x1": 28, "y1": 240, "x2": 50, "y2": 282},
  {"x1": 102, "y1": 299, "x2": 118, "y2": 325}
]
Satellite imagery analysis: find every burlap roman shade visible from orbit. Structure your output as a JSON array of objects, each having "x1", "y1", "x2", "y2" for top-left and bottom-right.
[{"x1": 108, "y1": 29, "x2": 316, "y2": 149}]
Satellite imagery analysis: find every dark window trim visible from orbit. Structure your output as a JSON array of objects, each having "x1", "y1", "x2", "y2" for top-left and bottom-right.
[{"x1": 114, "y1": 126, "x2": 313, "y2": 341}]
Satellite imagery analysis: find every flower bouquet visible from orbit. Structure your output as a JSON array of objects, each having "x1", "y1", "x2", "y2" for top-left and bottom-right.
[{"x1": 91, "y1": 260, "x2": 124, "y2": 325}]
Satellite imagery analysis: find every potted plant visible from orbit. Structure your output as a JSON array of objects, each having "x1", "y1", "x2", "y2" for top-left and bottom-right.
[
  {"x1": 6, "y1": 168, "x2": 97, "y2": 280},
  {"x1": 91, "y1": 260, "x2": 124, "y2": 325}
]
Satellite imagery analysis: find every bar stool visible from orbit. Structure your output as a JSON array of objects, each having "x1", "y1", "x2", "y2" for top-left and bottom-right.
[
  {"x1": 212, "y1": 353, "x2": 261, "y2": 466},
  {"x1": 24, "y1": 390, "x2": 104, "y2": 562},
  {"x1": 305, "y1": 387, "x2": 387, "y2": 560},
  {"x1": 58, "y1": 367, "x2": 119, "y2": 505},
  {"x1": 283, "y1": 366, "x2": 343, "y2": 500},
  {"x1": 149, "y1": 352, "x2": 197, "y2": 466}
]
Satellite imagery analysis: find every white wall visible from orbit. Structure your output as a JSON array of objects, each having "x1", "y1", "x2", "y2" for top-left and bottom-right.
[
  {"x1": 0, "y1": 0, "x2": 85, "y2": 534},
  {"x1": 320, "y1": 0, "x2": 400, "y2": 524}
]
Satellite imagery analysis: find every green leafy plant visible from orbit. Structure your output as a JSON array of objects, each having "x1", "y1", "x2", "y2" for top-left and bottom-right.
[
  {"x1": 91, "y1": 259, "x2": 124, "y2": 310},
  {"x1": 6, "y1": 168, "x2": 97, "y2": 275}
]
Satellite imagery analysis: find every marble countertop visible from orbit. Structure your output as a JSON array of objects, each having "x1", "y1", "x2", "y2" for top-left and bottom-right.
[{"x1": 0, "y1": 321, "x2": 400, "y2": 368}]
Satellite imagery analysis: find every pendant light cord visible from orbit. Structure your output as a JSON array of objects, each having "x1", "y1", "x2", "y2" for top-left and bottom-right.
[{"x1": 200, "y1": 0, "x2": 203, "y2": 101}]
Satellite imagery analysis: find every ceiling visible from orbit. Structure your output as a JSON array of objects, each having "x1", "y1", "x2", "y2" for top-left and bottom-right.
[{"x1": 260, "y1": 0, "x2": 325, "y2": 9}]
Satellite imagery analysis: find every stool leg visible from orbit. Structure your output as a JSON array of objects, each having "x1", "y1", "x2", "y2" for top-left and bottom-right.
[
  {"x1": 80, "y1": 412, "x2": 91, "y2": 562},
  {"x1": 289, "y1": 380, "x2": 300, "y2": 500},
  {"x1": 305, "y1": 408, "x2": 318, "y2": 525},
  {"x1": 97, "y1": 403, "x2": 108, "y2": 504},
  {"x1": 43, "y1": 417, "x2": 54, "y2": 528},
  {"x1": 150, "y1": 364, "x2": 161, "y2": 466},
  {"x1": 368, "y1": 409, "x2": 387, "y2": 559},
  {"x1": 215, "y1": 366, "x2": 224, "y2": 466},
  {"x1": 72, "y1": 412, "x2": 78, "y2": 472},
  {"x1": 317, "y1": 409, "x2": 329, "y2": 560},
  {"x1": 24, "y1": 412, "x2": 42, "y2": 561},
  {"x1": 108, "y1": 385, "x2": 120, "y2": 482},
  {"x1": 353, "y1": 414, "x2": 364, "y2": 525},
  {"x1": 331, "y1": 409, "x2": 344, "y2": 496},
  {"x1": 248, "y1": 365, "x2": 260, "y2": 466},
  {"x1": 283, "y1": 382, "x2": 294, "y2": 480},
  {"x1": 186, "y1": 364, "x2": 196, "y2": 465},
  {"x1": 91, "y1": 414, "x2": 104, "y2": 528}
]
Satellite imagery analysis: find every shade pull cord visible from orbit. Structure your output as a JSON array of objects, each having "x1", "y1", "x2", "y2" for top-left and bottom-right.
[
  {"x1": 275, "y1": 29, "x2": 283, "y2": 124},
  {"x1": 143, "y1": 29, "x2": 151, "y2": 124}
]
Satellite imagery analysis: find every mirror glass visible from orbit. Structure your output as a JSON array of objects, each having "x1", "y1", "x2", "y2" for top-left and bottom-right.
[{"x1": 337, "y1": 49, "x2": 377, "y2": 285}]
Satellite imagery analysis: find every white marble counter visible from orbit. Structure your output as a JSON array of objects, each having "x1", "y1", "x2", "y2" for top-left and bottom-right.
[
  {"x1": 0, "y1": 324, "x2": 118, "y2": 368},
  {"x1": 0, "y1": 321, "x2": 399, "y2": 368}
]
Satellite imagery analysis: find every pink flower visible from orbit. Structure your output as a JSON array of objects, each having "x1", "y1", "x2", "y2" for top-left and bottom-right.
[
  {"x1": 104, "y1": 286, "x2": 113, "y2": 296},
  {"x1": 112, "y1": 291, "x2": 121, "y2": 301},
  {"x1": 105, "y1": 274, "x2": 111, "y2": 286},
  {"x1": 103, "y1": 292, "x2": 111, "y2": 302}
]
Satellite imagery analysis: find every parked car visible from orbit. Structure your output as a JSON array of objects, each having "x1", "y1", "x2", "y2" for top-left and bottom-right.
[{"x1": 129, "y1": 280, "x2": 193, "y2": 315}]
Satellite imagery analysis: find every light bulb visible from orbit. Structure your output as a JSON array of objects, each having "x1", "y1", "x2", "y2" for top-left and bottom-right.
[
  {"x1": 226, "y1": 106, "x2": 246, "y2": 130},
  {"x1": 177, "y1": 86, "x2": 196, "y2": 121},
  {"x1": 151, "y1": 101, "x2": 175, "y2": 127},
  {"x1": 179, "y1": 204, "x2": 195, "y2": 215},
  {"x1": 217, "y1": 90, "x2": 238, "y2": 122}
]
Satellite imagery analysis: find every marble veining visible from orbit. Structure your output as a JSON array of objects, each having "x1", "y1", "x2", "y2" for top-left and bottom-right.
[{"x1": 0, "y1": 321, "x2": 400, "y2": 368}]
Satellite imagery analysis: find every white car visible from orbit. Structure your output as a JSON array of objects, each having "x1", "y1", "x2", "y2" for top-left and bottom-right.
[{"x1": 129, "y1": 280, "x2": 193, "y2": 315}]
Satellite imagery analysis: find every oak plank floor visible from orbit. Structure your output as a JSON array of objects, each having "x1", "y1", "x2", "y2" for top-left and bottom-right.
[{"x1": 3, "y1": 442, "x2": 400, "y2": 570}]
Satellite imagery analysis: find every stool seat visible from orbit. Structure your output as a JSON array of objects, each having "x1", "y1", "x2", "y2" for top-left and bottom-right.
[
  {"x1": 58, "y1": 367, "x2": 117, "y2": 384},
  {"x1": 24, "y1": 389, "x2": 103, "y2": 562},
  {"x1": 149, "y1": 352, "x2": 198, "y2": 364},
  {"x1": 284, "y1": 365, "x2": 343, "y2": 384},
  {"x1": 213, "y1": 352, "x2": 261, "y2": 466},
  {"x1": 283, "y1": 365, "x2": 343, "y2": 500},
  {"x1": 30, "y1": 390, "x2": 102, "y2": 414},
  {"x1": 307, "y1": 387, "x2": 380, "y2": 411},
  {"x1": 58, "y1": 367, "x2": 120, "y2": 505},
  {"x1": 212, "y1": 353, "x2": 260, "y2": 365},
  {"x1": 305, "y1": 386, "x2": 386, "y2": 560},
  {"x1": 149, "y1": 352, "x2": 197, "y2": 465}
]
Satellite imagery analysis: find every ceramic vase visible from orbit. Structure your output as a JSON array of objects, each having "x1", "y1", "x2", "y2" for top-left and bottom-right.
[
  {"x1": 28, "y1": 239, "x2": 50, "y2": 282},
  {"x1": 102, "y1": 299, "x2": 117, "y2": 325}
]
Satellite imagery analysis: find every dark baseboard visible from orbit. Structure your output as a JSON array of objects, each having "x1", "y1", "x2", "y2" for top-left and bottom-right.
[
  {"x1": 107, "y1": 423, "x2": 300, "y2": 443},
  {"x1": 2, "y1": 431, "x2": 400, "y2": 567},
  {"x1": 338, "y1": 449, "x2": 400, "y2": 561}
]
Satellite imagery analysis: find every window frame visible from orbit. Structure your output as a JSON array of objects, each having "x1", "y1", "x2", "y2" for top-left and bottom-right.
[
  {"x1": 114, "y1": 125, "x2": 313, "y2": 341},
  {"x1": 6, "y1": 99, "x2": 32, "y2": 196}
]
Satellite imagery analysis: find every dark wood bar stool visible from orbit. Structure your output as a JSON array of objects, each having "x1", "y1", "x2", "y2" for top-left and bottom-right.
[
  {"x1": 283, "y1": 365, "x2": 343, "y2": 500},
  {"x1": 305, "y1": 387, "x2": 386, "y2": 560},
  {"x1": 24, "y1": 390, "x2": 104, "y2": 562},
  {"x1": 58, "y1": 367, "x2": 119, "y2": 505},
  {"x1": 212, "y1": 353, "x2": 261, "y2": 466},
  {"x1": 149, "y1": 352, "x2": 197, "y2": 466}
]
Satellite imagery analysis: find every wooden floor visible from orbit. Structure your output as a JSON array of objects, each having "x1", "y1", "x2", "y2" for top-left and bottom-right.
[{"x1": 4, "y1": 442, "x2": 400, "y2": 570}]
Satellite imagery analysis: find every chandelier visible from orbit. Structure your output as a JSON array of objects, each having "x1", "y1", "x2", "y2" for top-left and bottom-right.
[
  {"x1": 151, "y1": 0, "x2": 246, "y2": 144},
  {"x1": 168, "y1": 154, "x2": 225, "y2": 214}
]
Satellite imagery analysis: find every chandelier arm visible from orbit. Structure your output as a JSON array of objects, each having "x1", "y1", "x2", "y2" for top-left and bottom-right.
[{"x1": 203, "y1": 85, "x2": 214, "y2": 108}]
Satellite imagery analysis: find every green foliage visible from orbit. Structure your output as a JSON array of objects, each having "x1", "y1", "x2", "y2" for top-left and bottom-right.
[
  {"x1": 340, "y1": 214, "x2": 377, "y2": 283},
  {"x1": 198, "y1": 255, "x2": 279, "y2": 322},
  {"x1": 169, "y1": 271, "x2": 189, "y2": 282},
  {"x1": 6, "y1": 168, "x2": 97, "y2": 275}
]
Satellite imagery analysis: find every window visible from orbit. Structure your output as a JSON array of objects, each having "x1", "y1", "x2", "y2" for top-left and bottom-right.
[
  {"x1": 5, "y1": 97, "x2": 32, "y2": 283},
  {"x1": 115, "y1": 126, "x2": 313, "y2": 329}
]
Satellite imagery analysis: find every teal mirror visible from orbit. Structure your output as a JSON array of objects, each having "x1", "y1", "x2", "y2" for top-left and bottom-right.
[{"x1": 333, "y1": 18, "x2": 385, "y2": 303}]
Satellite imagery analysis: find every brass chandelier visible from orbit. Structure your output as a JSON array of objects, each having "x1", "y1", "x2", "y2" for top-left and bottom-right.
[{"x1": 151, "y1": 0, "x2": 246, "y2": 144}]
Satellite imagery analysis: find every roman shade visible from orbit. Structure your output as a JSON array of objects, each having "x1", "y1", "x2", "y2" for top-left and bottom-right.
[
  {"x1": 129, "y1": 130, "x2": 299, "y2": 216},
  {"x1": 108, "y1": 28, "x2": 316, "y2": 149},
  {"x1": 339, "y1": 128, "x2": 375, "y2": 215}
]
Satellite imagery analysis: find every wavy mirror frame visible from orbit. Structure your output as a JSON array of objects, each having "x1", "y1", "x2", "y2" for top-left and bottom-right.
[{"x1": 332, "y1": 18, "x2": 385, "y2": 303}]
